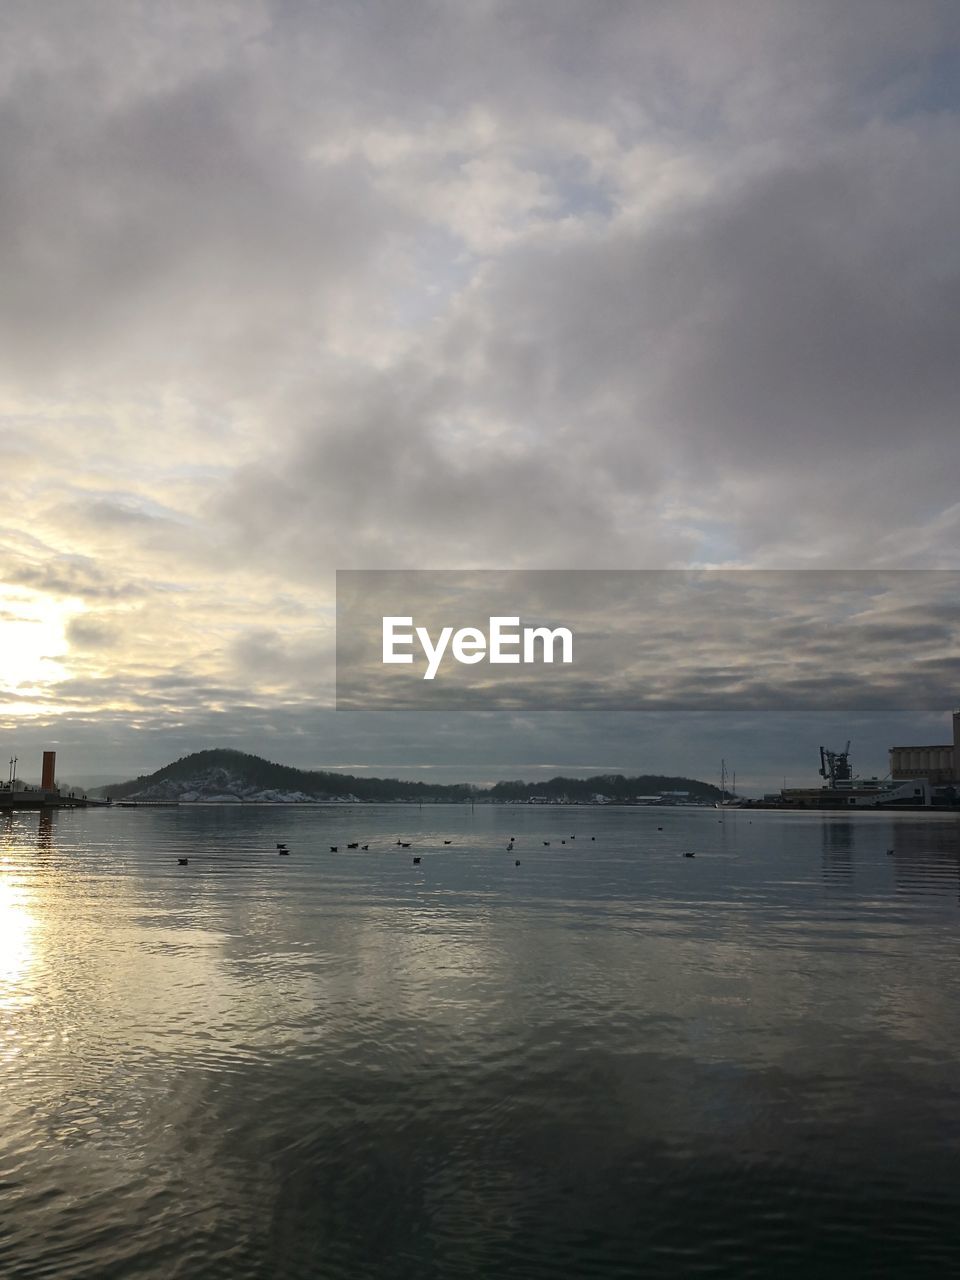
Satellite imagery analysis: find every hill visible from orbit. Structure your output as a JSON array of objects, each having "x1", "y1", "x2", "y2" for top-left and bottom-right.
[
  {"x1": 94, "y1": 749, "x2": 477, "y2": 803},
  {"x1": 94, "y1": 749, "x2": 722, "y2": 805},
  {"x1": 488, "y1": 774, "x2": 721, "y2": 804}
]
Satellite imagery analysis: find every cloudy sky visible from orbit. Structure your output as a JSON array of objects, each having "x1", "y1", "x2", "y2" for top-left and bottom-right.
[{"x1": 1, "y1": 0, "x2": 959, "y2": 790}]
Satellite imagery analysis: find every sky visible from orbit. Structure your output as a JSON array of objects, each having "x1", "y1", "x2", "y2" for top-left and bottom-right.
[{"x1": 1, "y1": 0, "x2": 959, "y2": 792}]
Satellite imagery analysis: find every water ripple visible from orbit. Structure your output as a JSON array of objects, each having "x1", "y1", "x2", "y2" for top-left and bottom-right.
[{"x1": 1, "y1": 806, "x2": 959, "y2": 1276}]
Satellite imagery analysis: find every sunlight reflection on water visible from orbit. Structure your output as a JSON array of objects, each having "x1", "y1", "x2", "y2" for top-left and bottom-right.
[{"x1": 0, "y1": 872, "x2": 36, "y2": 1005}]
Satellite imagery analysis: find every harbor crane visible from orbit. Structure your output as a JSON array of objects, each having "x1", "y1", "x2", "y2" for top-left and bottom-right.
[{"x1": 819, "y1": 742, "x2": 852, "y2": 788}]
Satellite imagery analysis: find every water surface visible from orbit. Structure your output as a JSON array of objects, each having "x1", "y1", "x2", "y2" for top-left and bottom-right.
[{"x1": 2, "y1": 804, "x2": 959, "y2": 1277}]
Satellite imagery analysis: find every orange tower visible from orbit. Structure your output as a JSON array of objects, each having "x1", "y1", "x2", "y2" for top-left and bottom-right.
[{"x1": 41, "y1": 751, "x2": 56, "y2": 791}]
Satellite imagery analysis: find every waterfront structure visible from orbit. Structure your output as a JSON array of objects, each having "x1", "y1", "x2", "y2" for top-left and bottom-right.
[
  {"x1": 776, "y1": 741, "x2": 939, "y2": 809},
  {"x1": 41, "y1": 750, "x2": 56, "y2": 790},
  {"x1": 780, "y1": 777, "x2": 932, "y2": 808},
  {"x1": 0, "y1": 749, "x2": 93, "y2": 809}
]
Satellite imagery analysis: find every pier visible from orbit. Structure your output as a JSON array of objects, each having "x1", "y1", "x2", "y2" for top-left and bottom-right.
[
  {"x1": 0, "y1": 785, "x2": 104, "y2": 810},
  {"x1": 1, "y1": 748, "x2": 106, "y2": 810}
]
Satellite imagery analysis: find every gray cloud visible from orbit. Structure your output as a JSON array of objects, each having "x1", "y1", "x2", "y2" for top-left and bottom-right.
[
  {"x1": 65, "y1": 615, "x2": 118, "y2": 650},
  {"x1": 1, "y1": 0, "x2": 958, "y2": 778}
]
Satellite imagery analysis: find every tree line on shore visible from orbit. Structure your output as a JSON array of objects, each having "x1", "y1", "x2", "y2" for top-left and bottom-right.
[{"x1": 95, "y1": 748, "x2": 722, "y2": 804}]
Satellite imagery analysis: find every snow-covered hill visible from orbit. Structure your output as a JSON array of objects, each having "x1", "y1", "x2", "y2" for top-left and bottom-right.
[{"x1": 119, "y1": 765, "x2": 357, "y2": 804}]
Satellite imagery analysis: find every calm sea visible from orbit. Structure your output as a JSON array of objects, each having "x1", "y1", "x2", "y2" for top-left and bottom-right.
[{"x1": 1, "y1": 803, "x2": 959, "y2": 1278}]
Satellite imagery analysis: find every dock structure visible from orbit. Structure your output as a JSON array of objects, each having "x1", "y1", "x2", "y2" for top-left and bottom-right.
[
  {"x1": 113, "y1": 801, "x2": 177, "y2": 807},
  {"x1": 0, "y1": 788, "x2": 98, "y2": 810},
  {"x1": 0, "y1": 749, "x2": 102, "y2": 810}
]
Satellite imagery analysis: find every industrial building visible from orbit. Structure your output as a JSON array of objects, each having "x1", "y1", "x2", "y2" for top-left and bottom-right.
[
  {"x1": 889, "y1": 711, "x2": 960, "y2": 784},
  {"x1": 775, "y1": 740, "x2": 937, "y2": 809},
  {"x1": 771, "y1": 713, "x2": 960, "y2": 809},
  {"x1": 773, "y1": 732, "x2": 960, "y2": 808}
]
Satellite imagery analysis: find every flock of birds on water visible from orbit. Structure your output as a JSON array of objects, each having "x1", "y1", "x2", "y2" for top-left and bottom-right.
[
  {"x1": 174, "y1": 827, "x2": 901, "y2": 869},
  {"x1": 175, "y1": 828, "x2": 710, "y2": 866}
]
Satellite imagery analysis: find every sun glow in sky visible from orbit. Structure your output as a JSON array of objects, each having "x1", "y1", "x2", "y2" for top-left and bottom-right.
[{"x1": 0, "y1": 589, "x2": 75, "y2": 712}]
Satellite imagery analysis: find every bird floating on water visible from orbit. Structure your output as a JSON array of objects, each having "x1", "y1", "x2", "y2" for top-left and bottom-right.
[
  {"x1": 443, "y1": 840, "x2": 452, "y2": 845},
  {"x1": 330, "y1": 845, "x2": 339, "y2": 852},
  {"x1": 361, "y1": 844, "x2": 369, "y2": 851},
  {"x1": 178, "y1": 857, "x2": 188, "y2": 865},
  {"x1": 347, "y1": 842, "x2": 359, "y2": 849},
  {"x1": 683, "y1": 851, "x2": 696, "y2": 858},
  {"x1": 412, "y1": 856, "x2": 421, "y2": 864},
  {"x1": 543, "y1": 841, "x2": 550, "y2": 846},
  {"x1": 515, "y1": 859, "x2": 521, "y2": 866},
  {"x1": 278, "y1": 848, "x2": 290, "y2": 856}
]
